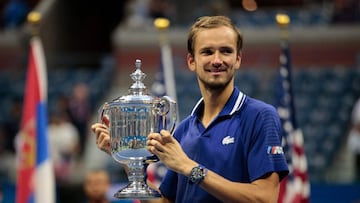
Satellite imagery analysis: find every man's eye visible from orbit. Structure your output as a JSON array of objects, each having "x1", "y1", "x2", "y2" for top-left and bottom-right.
[
  {"x1": 201, "y1": 49, "x2": 213, "y2": 55},
  {"x1": 221, "y1": 48, "x2": 234, "y2": 54}
]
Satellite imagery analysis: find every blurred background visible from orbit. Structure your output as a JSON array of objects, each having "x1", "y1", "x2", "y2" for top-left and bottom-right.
[{"x1": 0, "y1": 0, "x2": 359, "y2": 202}]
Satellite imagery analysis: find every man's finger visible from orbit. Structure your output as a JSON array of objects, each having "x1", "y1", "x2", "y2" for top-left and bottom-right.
[{"x1": 160, "y1": 130, "x2": 173, "y2": 143}]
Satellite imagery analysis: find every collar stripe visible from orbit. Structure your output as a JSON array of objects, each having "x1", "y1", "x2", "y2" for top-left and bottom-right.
[
  {"x1": 191, "y1": 98, "x2": 204, "y2": 116},
  {"x1": 191, "y1": 90, "x2": 246, "y2": 116},
  {"x1": 230, "y1": 91, "x2": 246, "y2": 115}
]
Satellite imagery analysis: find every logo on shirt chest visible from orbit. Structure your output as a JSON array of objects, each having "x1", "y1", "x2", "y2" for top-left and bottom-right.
[{"x1": 222, "y1": 135, "x2": 235, "y2": 145}]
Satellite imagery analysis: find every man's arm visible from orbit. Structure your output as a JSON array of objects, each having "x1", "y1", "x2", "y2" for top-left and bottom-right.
[
  {"x1": 147, "y1": 130, "x2": 282, "y2": 203},
  {"x1": 199, "y1": 170, "x2": 280, "y2": 203}
]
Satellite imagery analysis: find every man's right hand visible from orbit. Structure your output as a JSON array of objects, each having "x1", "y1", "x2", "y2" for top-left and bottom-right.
[{"x1": 91, "y1": 123, "x2": 111, "y2": 155}]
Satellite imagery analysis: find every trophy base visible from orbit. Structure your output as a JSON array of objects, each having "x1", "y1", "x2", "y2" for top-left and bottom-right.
[{"x1": 114, "y1": 182, "x2": 161, "y2": 200}]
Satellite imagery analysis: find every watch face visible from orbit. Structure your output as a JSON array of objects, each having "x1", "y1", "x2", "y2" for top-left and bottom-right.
[
  {"x1": 195, "y1": 167, "x2": 203, "y2": 177},
  {"x1": 190, "y1": 166, "x2": 205, "y2": 184}
]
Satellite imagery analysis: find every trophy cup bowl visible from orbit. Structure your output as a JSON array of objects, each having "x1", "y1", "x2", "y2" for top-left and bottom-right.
[{"x1": 99, "y1": 59, "x2": 177, "y2": 199}]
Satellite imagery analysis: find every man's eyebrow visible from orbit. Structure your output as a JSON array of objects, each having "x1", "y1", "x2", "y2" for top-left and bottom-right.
[
  {"x1": 198, "y1": 45, "x2": 212, "y2": 50},
  {"x1": 198, "y1": 44, "x2": 235, "y2": 51}
]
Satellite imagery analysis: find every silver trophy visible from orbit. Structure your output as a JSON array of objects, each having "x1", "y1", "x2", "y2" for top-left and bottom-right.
[{"x1": 99, "y1": 59, "x2": 177, "y2": 199}]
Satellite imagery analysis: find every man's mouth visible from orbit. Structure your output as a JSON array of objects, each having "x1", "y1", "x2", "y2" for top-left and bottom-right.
[{"x1": 207, "y1": 68, "x2": 226, "y2": 73}]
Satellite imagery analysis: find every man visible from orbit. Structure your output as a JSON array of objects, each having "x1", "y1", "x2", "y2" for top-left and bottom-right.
[
  {"x1": 92, "y1": 15, "x2": 289, "y2": 203},
  {"x1": 83, "y1": 169, "x2": 111, "y2": 203}
]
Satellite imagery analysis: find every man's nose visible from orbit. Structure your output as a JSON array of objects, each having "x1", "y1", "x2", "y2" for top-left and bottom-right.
[{"x1": 212, "y1": 52, "x2": 222, "y2": 67}]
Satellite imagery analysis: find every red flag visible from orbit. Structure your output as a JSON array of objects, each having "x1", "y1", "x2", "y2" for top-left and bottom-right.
[{"x1": 15, "y1": 36, "x2": 55, "y2": 203}]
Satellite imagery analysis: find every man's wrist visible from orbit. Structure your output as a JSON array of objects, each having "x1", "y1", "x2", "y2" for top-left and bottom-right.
[{"x1": 188, "y1": 164, "x2": 208, "y2": 184}]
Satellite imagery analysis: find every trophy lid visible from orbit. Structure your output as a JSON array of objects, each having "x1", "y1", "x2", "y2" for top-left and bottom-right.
[
  {"x1": 117, "y1": 59, "x2": 155, "y2": 103},
  {"x1": 129, "y1": 59, "x2": 147, "y2": 95}
]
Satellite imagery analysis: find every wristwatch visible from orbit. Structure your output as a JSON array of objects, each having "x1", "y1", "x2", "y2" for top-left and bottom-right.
[{"x1": 189, "y1": 164, "x2": 208, "y2": 184}]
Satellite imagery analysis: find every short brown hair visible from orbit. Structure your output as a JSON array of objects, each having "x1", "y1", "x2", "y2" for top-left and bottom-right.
[{"x1": 187, "y1": 15, "x2": 243, "y2": 56}]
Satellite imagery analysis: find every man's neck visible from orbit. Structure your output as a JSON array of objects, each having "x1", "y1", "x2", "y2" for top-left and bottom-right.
[{"x1": 200, "y1": 84, "x2": 234, "y2": 127}]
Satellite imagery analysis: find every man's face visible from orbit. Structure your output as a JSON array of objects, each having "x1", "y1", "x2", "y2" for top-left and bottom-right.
[
  {"x1": 84, "y1": 171, "x2": 109, "y2": 201},
  {"x1": 187, "y1": 26, "x2": 241, "y2": 91}
]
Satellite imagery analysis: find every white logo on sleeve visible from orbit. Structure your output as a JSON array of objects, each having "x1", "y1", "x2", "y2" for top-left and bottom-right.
[{"x1": 222, "y1": 136, "x2": 235, "y2": 145}]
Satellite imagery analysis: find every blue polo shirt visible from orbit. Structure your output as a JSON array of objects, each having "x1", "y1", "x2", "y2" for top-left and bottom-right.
[{"x1": 159, "y1": 87, "x2": 289, "y2": 203}]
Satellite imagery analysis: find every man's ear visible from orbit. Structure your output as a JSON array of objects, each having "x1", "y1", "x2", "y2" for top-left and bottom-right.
[
  {"x1": 235, "y1": 52, "x2": 242, "y2": 70},
  {"x1": 187, "y1": 53, "x2": 196, "y2": 72}
]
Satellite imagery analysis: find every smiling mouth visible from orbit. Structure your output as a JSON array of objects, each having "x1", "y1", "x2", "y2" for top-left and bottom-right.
[{"x1": 207, "y1": 68, "x2": 226, "y2": 73}]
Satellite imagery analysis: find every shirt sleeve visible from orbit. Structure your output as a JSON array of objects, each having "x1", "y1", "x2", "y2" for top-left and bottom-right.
[{"x1": 247, "y1": 106, "x2": 289, "y2": 181}]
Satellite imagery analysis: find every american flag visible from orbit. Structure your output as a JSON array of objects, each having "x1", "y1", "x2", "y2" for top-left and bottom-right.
[{"x1": 275, "y1": 39, "x2": 310, "y2": 203}]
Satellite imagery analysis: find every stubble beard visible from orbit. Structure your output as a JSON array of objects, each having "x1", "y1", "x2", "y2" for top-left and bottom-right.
[{"x1": 198, "y1": 75, "x2": 233, "y2": 92}]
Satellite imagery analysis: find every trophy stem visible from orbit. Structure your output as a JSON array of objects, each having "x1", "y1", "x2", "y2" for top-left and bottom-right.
[{"x1": 114, "y1": 159, "x2": 161, "y2": 200}]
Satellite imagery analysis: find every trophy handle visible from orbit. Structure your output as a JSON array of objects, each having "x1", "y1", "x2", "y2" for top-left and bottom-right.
[
  {"x1": 155, "y1": 96, "x2": 177, "y2": 133},
  {"x1": 98, "y1": 102, "x2": 110, "y2": 127}
]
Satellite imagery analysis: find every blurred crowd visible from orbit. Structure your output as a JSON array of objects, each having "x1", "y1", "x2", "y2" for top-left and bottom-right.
[{"x1": 0, "y1": 0, "x2": 29, "y2": 30}]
